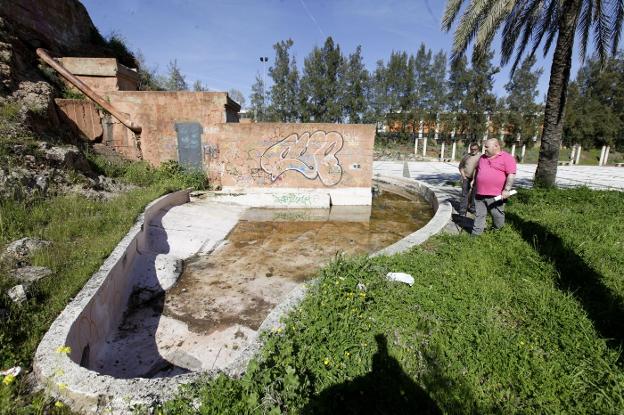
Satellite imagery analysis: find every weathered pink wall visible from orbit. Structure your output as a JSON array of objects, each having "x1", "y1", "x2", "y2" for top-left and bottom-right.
[
  {"x1": 204, "y1": 123, "x2": 375, "y2": 190},
  {"x1": 59, "y1": 57, "x2": 139, "y2": 94},
  {"x1": 104, "y1": 91, "x2": 239, "y2": 164},
  {"x1": 55, "y1": 87, "x2": 375, "y2": 193},
  {"x1": 55, "y1": 99, "x2": 102, "y2": 141}
]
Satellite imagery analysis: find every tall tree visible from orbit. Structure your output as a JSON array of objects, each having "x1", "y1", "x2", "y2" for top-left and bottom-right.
[
  {"x1": 443, "y1": 0, "x2": 624, "y2": 187},
  {"x1": 342, "y1": 46, "x2": 369, "y2": 123},
  {"x1": 363, "y1": 60, "x2": 389, "y2": 127},
  {"x1": 300, "y1": 37, "x2": 345, "y2": 122},
  {"x1": 564, "y1": 53, "x2": 624, "y2": 148},
  {"x1": 250, "y1": 73, "x2": 268, "y2": 121},
  {"x1": 163, "y1": 59, "x2": 188, "y2": 91},
  {"x1": 412, "y1": 44, "x2": 433, "y2": 112},
  {"x1": 464, "y1": 50, "x2": 499, "y2": 140},
  {"x1": 268, "y1": 39, "x2": 299, "y2": 122},
  {"x1": 429, "y1": 50, "x2": 448, "y2": 118},
  {"x1": 505, "y1": 55, "x2": 543, "y2": 144},
  {"x1": 446, "y1": 55, "x2": 471, "y2": 139}
]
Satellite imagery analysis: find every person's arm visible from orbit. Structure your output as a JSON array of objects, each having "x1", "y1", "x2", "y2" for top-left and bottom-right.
[
  {"x1": 458, "y1": 158, "x2": 466, "y2": 179},
  {"x1": 501, "y1": 173, "x2": 516, "y2": 199}
]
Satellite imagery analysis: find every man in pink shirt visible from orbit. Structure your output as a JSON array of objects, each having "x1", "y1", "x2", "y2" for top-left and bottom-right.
[{"x1": 472, "y1": 138, "x2": 516, "y2": 236}]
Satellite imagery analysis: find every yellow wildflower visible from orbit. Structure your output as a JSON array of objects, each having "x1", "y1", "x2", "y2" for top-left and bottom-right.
[
  {"x1": 54, "y1": 401, "x2": 65, "y2": 408},
  {"x1": 323, "y1": 358, "x2": 330, "y2": 366},
  {"x1": 2, "y1": 374, "x2": 15, "y2": 385},
  {"x1": 57, "y1": 382, "x2": 68, "y2": 391},
  {"x1": 56, "y1": 345, "x2": 72, "y2": 354}
]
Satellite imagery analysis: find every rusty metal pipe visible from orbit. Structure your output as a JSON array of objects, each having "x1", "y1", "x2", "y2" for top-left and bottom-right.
[{"x1": 36, "y1": 48, "x2": 142, "y2": 134}]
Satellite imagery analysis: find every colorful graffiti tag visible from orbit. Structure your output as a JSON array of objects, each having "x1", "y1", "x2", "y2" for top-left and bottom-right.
[{"x1": 260, "y1": 131, "x2": 344, "y2": 186}]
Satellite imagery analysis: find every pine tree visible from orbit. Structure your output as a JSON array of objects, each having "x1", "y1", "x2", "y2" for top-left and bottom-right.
[
  {"x1": 446, "y1": 55, "x2": 471, "y2": 140},
  {"x1": 250, "y1": 73, "x2": 267, "y2": 121},
  {"x1": 464, "y1": 50, "x2": 498, "y2": 140},
  {"x1": 164, "y1": 59, "x2": 188, "y2": 91},
  {"x1": 505, "y1": 55, "x2": 543, "y2": 145},
  {"x1": 342, "y1": 46, "x2": 369, "y2": 123},
  {"x1": 268, "y1": 39, "x2": 299, "y2": 122},
  {"x1": 300, "y1": 37, "x2": 345, "y2": 123}
]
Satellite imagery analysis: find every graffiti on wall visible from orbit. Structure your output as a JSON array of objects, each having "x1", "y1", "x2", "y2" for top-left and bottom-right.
[{"x1": 260, "y1": 131, "x2": 344, "y2": 186}]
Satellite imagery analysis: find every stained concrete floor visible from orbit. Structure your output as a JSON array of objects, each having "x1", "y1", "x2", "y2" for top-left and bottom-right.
[{"x1": 97, "y1": 190, "x2": 433, "y2": 377}]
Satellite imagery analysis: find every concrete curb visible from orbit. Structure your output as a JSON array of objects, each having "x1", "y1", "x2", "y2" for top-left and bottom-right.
[{"x1": 370, "y1": 175, "x2": 453, "y2": 256}]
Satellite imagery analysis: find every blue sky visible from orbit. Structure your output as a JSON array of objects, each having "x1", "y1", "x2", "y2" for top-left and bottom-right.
[{"x1": 82, "y1": 0, "x2": 573, "y2": 106}]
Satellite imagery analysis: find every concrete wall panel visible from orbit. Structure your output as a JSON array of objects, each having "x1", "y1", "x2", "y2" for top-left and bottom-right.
[{"x1": 207, "y1": 123, "x2": 375, "y2": 190}]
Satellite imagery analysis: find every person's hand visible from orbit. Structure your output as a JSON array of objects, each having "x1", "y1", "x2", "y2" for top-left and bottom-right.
[{"x1": 501, "y1": 190, "x2": 511, "y2": 199}]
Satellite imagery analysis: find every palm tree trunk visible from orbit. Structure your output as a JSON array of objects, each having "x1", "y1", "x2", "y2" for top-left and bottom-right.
[{"x1": 534, "y1": 0, "x2": 582, "y2": 187}]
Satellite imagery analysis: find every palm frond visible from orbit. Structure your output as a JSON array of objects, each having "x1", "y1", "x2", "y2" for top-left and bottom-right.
[
  {"x1": 510, "y1": 2, "x2": 543, "y2": 74},
  {"x1": 610, "y1": 0, "x2": 624, "y2": 55},
  {"x1": 452, "y1": 0, "x2": 495, "y2": 59},
  {"x1": 502, "y1": 0, "x2": 544, "y2": 67},
  {"x1": 539, "y1": 0, "x2": 561, "y2": 57},
  {"x1": 578, "y1": 0, "x2": 593, "y2": 62},
  {"x1": 593, "y1": 0, "x2": 612, "y2": 64},
  {"x1": 501, "y1": 2, "x2": 526, "y2": 64},
  {"x1": 475, "y1": 0, "x2": 516, "y2": 52},
  {"x1": 442, "y1": 0, "x2": 466, "y2": 31}
]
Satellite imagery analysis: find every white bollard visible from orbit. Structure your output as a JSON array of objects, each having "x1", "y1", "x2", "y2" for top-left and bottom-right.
[
  {"x1": 521, "y1": 144, "x2": 526, "y2": 162},
  {"x1": 422, "y1": 137, "x2": 428, "y2": 158},
  {"x1": 599, "y1": 145, "x2": 607, "y2": 166},
  {"x1": 511, "y1": 143, "x2": 516, "y2": 156},
  {"x1": 575, "y1": 145, "x2": 582, "y2": 165},
  {"x1": 605, "y1": 146, "x2": 611, "y2": 165},
  {"x1": 414, "y1": 137, "x2": 419, "y2": 155},
  {"x1": 451, "y1": 141, "x2": 457, "y2": 161},
  {"x1": 440, "y1": 141, "x2": 446, "y2": 161}
]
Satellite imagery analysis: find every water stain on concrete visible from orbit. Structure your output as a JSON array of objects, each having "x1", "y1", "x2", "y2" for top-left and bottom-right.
[{"x1": 164, "y1": 191, "x2": 432, "y2": 335}]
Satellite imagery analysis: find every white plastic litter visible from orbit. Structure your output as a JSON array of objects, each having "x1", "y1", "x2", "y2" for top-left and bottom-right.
[
  {"x1": 0, "y1": 366, "x2": 22, "y2": 377},
  {"x1": 386, "y1": 272, "x2": 414, "y2": 286}
]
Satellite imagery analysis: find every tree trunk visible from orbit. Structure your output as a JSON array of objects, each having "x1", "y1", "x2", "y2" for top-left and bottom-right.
[{"x1": 534, "y1": 0, "x2": 581, "y2": 187}]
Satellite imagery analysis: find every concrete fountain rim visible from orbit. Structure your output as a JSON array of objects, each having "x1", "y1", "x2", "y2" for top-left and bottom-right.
[{"x1": 32, "y1": 175, "x2": 452, "y2": 414}]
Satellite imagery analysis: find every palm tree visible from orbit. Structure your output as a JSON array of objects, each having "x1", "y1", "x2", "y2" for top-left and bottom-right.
[{"x1": 443, "y1": 0, "x2": 623, "y2": 187}]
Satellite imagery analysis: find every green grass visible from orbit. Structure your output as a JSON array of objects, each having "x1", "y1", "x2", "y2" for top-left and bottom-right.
[
  {"x1": 0, "y1": 158, "x2": 207, "y2": 414},
  {"x1": 154, "y1": 187, "x2": 624, "y2": 414}
]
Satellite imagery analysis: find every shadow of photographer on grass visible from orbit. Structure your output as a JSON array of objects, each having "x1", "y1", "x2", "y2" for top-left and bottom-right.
[{"x1": 302, "y1": 334, "x2": 442, "y2": 415}]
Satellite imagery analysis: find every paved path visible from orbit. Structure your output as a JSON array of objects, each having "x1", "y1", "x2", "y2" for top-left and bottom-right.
[{"x1": 374, "y1": 161, "x2": 624, "y2": 191}]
